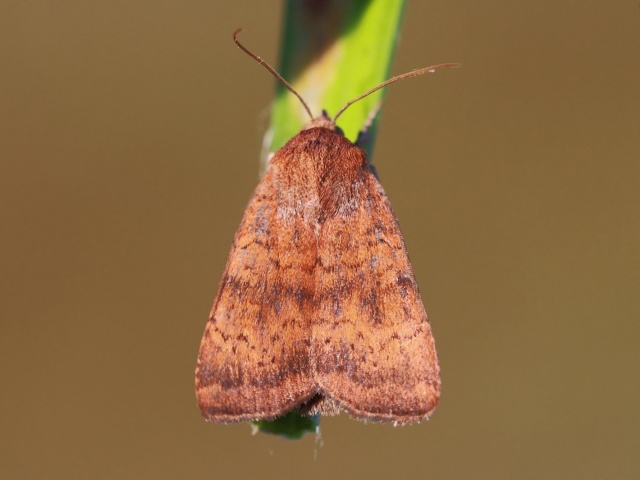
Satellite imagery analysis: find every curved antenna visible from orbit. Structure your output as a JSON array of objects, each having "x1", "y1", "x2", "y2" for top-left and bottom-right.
[
  {"x1": 233, "y1": 29, "x2": 314, "y2": 122},
  {"x1": 332, "y1": 63, "x2": 461, "y2": 123}
]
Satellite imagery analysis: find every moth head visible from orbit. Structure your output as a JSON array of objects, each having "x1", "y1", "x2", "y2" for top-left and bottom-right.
[{"x1": 302, "y1": 110, "x2": 345, "y2": 136}]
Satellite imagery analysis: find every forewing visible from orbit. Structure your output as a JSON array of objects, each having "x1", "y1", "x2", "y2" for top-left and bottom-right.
[
  {"x1": 312, "y1": 170, "x2": 440, "y2": 424},
  {"x1": 196, "y1": 168, "x2": 316, "y2": 422}
]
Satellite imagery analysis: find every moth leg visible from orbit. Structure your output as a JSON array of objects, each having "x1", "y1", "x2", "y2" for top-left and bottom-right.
[{"x1": 354, "y1": 102, "x2": 382, "y2": 152}]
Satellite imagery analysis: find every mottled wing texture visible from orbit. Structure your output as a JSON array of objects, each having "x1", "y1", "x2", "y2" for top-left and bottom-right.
[
  {"x1": 312, "y1": 168, "x2": 440, "y2": 424},
  {"x1": 196, "y1": 166, "x2": 316, "y2": 422}
]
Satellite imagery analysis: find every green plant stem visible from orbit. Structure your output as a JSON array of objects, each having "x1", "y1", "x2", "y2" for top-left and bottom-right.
[{"x1": 254, "y1": 0, "x2": 408, "y2": 439}]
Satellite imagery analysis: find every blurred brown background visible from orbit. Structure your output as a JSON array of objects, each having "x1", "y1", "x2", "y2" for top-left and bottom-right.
[{"x1": 1, "y1": 1, "x2": 639, "y2": 479}]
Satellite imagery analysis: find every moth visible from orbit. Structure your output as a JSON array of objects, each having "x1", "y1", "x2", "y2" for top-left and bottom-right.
[{"x1": 196, "y1": 30, "x2": 457, "y2": 425}]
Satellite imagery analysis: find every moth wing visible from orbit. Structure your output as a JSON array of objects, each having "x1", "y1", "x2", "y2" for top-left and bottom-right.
[
  {"x1": 196, "y1": 167, "x2": 316, "y2": 422},
  {"x1": 312, "y1": 170, "x2": 440, "y2": 424}
]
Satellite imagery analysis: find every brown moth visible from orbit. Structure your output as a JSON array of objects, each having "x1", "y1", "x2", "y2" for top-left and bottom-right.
[{"x1": 196, "y1": 30, "x2": 458, "y2": 425}]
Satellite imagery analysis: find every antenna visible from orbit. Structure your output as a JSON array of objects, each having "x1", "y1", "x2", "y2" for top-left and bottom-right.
[
  {"x1": 332, "y1": 63, "x2": 461, "y2": 122},
  {"x1": 233, "y1": 29, "x2": 460, "y2": 125},
  {"x1": 233, "y1": 29, "x2": 314, "y2": 121}
]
